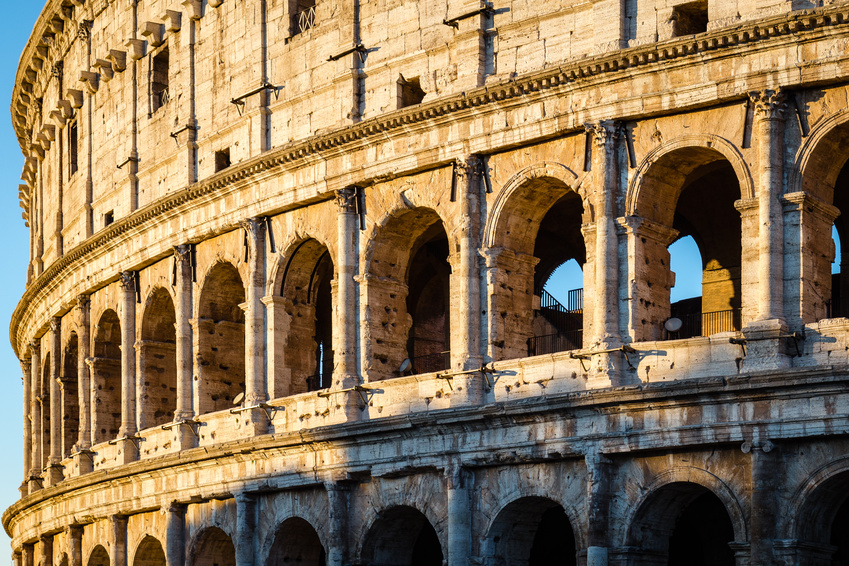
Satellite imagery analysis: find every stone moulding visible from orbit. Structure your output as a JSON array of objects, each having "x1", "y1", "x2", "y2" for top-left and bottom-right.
[{"x1": 9, "y1": 5, "x2": 849, "y2": 356}]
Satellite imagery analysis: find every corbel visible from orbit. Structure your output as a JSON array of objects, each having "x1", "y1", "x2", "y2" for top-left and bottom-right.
[
  {"x1": 209, "y1": 0, "x2": 224, "y2": 7},
  {"x1": 49, "y1": 110, "x2": 67, "y2": 128},
  {"x1": 22, "y1": 170, "x2": 35, "y2": 185},
  {"x1": 79, "y1": 70, "x2": 99, "y2": 94},
  {"x1": 16, "y1": 102, "x2": 27, "y2": 116},
  {"x1": 25, "y1": 157, "x2": 38, "y2": 174},
  {"x1": 21, "y1": 81, "x2": 33, "y2": 94},
  {"x1": 69, "y1": 0, "x2": 85, "y2": 7},
  {"x1": 141, "y1": 22, "x2": 165, "y2": 47},
  {"x1": 35, "y1": 133, "x2": 51, "y2": 151},
  {"x1": 36, "y1": 45, "x2": 48, "y2": 59},
  {"x1": 162, "y1": 10, "x2": 182, "y2": 33},
  {"x1": 108, "y1": 50, "x2": 127, "y2": 73},
  {"x1": 41, "y1": 124, "x2": 56, "y2": 142},
  {"x1": 93, "y1": 59, "x2": 114, "y2": 81},
  {"x1": 19, "y1": 93, "x2": 31, "y2": 106},
  {"x1": 58, "y1": 99, "x2": 74, "y2": 119},
  {"x1": 66, "y1": 89, "x2": 84, "y2": 109},
  {"x1": 19, "y1": 185, "x2": 31, "y2": 207},
  {"x1": 60, "y1": 6, "x2": 74, "y2": 22},
  {"x1": 31, "y1": 57, "x2": 44, "y2": 71},
  {"x1": 125, "y1": 39, "x2": 146, "y2": 61},
  {"x1": 25, "y1": 67, "x2": 37, "y2": 82},
  {"x1": 181, "y1": 0, "x2": 203, "y2": 20}
]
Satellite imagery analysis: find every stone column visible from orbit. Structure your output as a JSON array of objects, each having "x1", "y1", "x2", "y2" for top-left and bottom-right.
[
  {"x1": 446, "y1": 465, "x2": 471, "y2": 566},
  {"x1": 326, "y1": 483, "x2": 349, "y2": 566},
  {"x1": 450, "y1": 158, "x2": 484, "y2": 407},
  {"x1": 173, "y1": 246, "x2": 196, "y2": 449},
  {"x1": 21, "y1": 544, "x2": 33, "y2": 566},
  {"x1": 261, "y1": 295, "x2": 293, "y2": 399},
  {"x1": 46, "y1": 317, "x2": 63, "y2": 486},
  {"x1": 118, "y1": 272, "x2": 139, "y2": 463},
  {"x1": 334, "y1": 188, "x2": 361, "y2": 419},
  {"x1": 750, "y1": 90, "x2": 788, "y2": 325},
  {"x1": 68, "y1": 525, "x2": 83, "y2": 566},
  {"x1": 12, "y1": 550, "x2": 21, "y2": 566},
  {"x1": 749, "y1": 441, "x2": 780, "y2": 566},
  {"x1": 165, "y1": 502, "x2": 186, "y2": 566},
  {"x1": 240, "y1": 218, "x2": 268, "y2": 435},
  {"x1": 38, "y1": 535, "x2": 52, "y2": 566},
  {"x1": 75, "y1": 296, "x2": 92, "y2": 453},
  {"x1": 29, "y1": 341, "x2": 42, "y2": 493},
  {"x1": 734, "y1": 199, "x2": 760, "y2": 327},
  {"x1": 585, "y1": 121, "x2": 621, "y2": 348},
  {"x1": 235, "y1": 493, "x2": 256, "y2": 566},
  {"x1": 20, "y1": 357, "x2": 31, "y2": 494},
  {"x1": 585, "y1": 451, "x2": 612, "y2": 566},
  {"x1": 111, "y1": 515, "x2": 128, "y2": 566}
]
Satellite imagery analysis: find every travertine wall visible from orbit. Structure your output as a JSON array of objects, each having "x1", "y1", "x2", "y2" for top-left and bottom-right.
[{"x1": 10, "y1": 0, "x2": 849, "y2": 565}]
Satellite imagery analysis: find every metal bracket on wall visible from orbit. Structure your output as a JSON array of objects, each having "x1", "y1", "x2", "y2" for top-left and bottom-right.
[
  {"x1": 230, "y1": 403, "x2": 278, "y2": 421},
  {"x1": 729, "y1": 332, "x2": 805, "y2": 357},
  {"x1": 318, "y1": 385, "x2": 371, "y2": 406},
  {"x1": 230, "y1": 83, "x2": 282, "y2": 115},
  {"x1": 327, "y1": 43, "x2": 367, "y2": 63},
  {"x1": 569, "y1": 344, "x2": 637, "y2": 369},
  {"x1": 436, "y1": 364, "x2": 497, "y2": 389},
  {"x1": 161, "y1": 419, "x2": 201, "y2": 438},
  {"x1": 443, "y1": 3, "x2": 494, "y2": 28}
]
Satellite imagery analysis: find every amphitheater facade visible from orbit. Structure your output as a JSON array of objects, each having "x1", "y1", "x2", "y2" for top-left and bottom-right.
[{"x1": 7, "y1": 0, "x2": 849, "y2": 564}]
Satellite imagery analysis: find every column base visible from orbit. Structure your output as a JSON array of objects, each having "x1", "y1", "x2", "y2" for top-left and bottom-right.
[
  {"x1": 739, "y1": 319, "x2": 792, "y2": 372},
  {"x1": 44, "y1": 463, "x2": 64, "y2": 487},
  {"x1": 115, "y1": 436, "x2": 140, "y2": 465},
  {"x1": 27, "y1": 475, "x2": 43, "y2": 495},
  {"x1": 72, "y1": 450, "x2": 94, "y2": 476},
  {"x1": 236, "y1": 407, "x2": 270, "y2": 437}
]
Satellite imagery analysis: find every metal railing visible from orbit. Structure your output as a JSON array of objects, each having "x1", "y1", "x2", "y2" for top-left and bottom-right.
[
  {"x1": 670, "y1": 308, "x2": 739, "y2": 339},
  {"x1": 527, "y1": 331, "x2": 583, "y2": 356},
  {"x1": 409, "y1": 351, "x2": 450, "y2": 375},
  {"x1": 530, "y1": 289, "x2": 583, "y2": 355},
  {"x1": 297, "y1": 5, "x2": 316, "y2": 34}
]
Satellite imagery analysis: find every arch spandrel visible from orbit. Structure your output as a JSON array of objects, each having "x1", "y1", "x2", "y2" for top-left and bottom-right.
[
  {"x1": 790, "y1": 108, "x2": 849, "y2": 202},
  {"x1": 626, "y1": 134, "x2": 754, "y2": 225}
]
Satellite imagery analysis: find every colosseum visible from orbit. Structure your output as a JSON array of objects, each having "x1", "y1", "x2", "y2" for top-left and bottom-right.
[{"x1": 6, "y1": 0, "x2": 849, "y2": 564}]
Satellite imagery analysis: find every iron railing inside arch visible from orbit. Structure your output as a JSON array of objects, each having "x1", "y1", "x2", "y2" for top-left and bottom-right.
[
  {"x1": 667, "y1": 308, "x2": 740, "y2": 340},
  {"x1": 409, "y1": 350, "x2": 451, "y2": 375},
  {"x1": 528, "y1": 289, "x2": 583, "y2": 356},
  {"x1": 297, "y1": 6, "x2": 316, "y2": 34}
]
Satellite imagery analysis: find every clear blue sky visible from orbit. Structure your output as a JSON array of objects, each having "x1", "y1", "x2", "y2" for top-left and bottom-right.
[{"x1": 0, "y1": 4, "x2": 47, "y2": 559}]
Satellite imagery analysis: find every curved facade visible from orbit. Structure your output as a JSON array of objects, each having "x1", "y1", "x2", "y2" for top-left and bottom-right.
[{"x1": 6, "y1": 0, "x2": 849, "y2": 565}]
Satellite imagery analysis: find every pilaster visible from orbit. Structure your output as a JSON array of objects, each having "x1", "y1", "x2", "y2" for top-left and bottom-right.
[
  {"x1": 239, "y1": 218, "x2": 269, "y2": 436},
  {"x1": 172, "y1": 245, "x2": 196, "y2": 449},
  {"x1": 118, "y1": 272, "x2": 138, "y2": 463},
  {"x1": 46, "y1": 317, "x2": 63, "y2": 486},
  {"x1": 334, "y1": 188, "x2": 361, "y2": 420}
]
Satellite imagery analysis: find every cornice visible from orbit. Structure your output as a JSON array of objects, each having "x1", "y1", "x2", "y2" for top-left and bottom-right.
[{"x1": 10, "y1": 3, "x2": 849, "y2": 358}]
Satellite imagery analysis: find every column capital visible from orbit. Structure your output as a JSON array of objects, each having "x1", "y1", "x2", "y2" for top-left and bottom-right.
[
  {"x1": 584, "y1": 120, "x2": 622, "y2": 147},
  {"x1": 749, "y1": 89, "x2": 788, "y2": 121},
  {"x1": 239, "y1": 216, "x2": 266, "y2": 237},
  {"x1": 174, "y1": 244, "x2": 193, "y2": 265},
  {"x1": 335, "y1": 187, "x2": 358, "y2": 213},
  {"x1": 77, "y1": 21, "x2": 91, "y2": 40},
  {"x1": 20, "y1": 357, "x2": 32, "y2": 373},
  {"x1": 29, "y1": 341, "x2": 40, "y2": 356},
  {"x1": 49, "y1": 317, "x2": 61, "y2": 334},
  {"x1": 119, "y1": 271, "x2": 136, "y2": 291},
  {"x1": 75, "y1": 294, "x2": 90, "y2": 309}
]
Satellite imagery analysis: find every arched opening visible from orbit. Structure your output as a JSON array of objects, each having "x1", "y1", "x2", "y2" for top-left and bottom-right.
[
  {"x1": 266, "y1": 517, "x2": 326, "y2": 566},
  {"x1": 133, "y1": 536, "x2": 166, "y2": 566},
  {"x1": 61, "y1": 333, "x2": 79, "y2": 457},
  {"x1": 483, "y1": 497, "x2": 577, "y2": 566},
  {"x1": 794, "y1": 469, "x2": 849, "y2": 564},
  {"x1": 191, "y1": 527, "x2": 236, "y2": 566},
  {"x1": 139, "y1": 288, "x2": 177, "y2": 428},
  {"x1": 360, "y1": 506, "x2": 443, "y2": 566},
  {"x1": 197, "y1": 263, "x2": 245, "y2": 415},
  {"x1": 406, "y1": 223, "x2": 450, "y2": 374},
  {"x1": 487, "y1": 175, "x2": 587, "y2": 361},
  {"x1": 278, "y1": 240, "x2": 334, "y2": 395},
  {"x1": 87, "y1": 546, "x2": 109, "y2": 566},
  {"x1": 366, "y1": 208, "x2": 451, "y2": 380},
  {"x1": 40, "y1": 352, "x2": 51, "y2": 468},
  {"x1": 631, "y1": 148, "x2": 742, "y2": 341},
  {"x1": 627, "y1": 482, "x2": 735, "y2": 565},
  {"x1": 92, "y1": 309, "x2": 122, "y2": 444},
  {"x1": 829, "y1": 162, "x2": 849, "y2": 319}
]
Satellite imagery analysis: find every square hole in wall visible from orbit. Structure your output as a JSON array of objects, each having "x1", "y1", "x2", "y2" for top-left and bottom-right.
[
  {"x1": 398, "y1": 75, "x2": 426, "y2": 109},
  {"x1": 215, "y1": 148, "x2": 231, "y2": 172},
  {"x1": 104, "y1": 211, "x2": 114, "y2": 227},
  {"x1": 672, "y1": 1, "x2": 708, "y2": 36}
]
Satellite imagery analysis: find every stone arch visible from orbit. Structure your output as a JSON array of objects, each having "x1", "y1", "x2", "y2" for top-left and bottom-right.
[
  {"x1": 61, "y1": 332, "x2": 79, "y2": 457},
  {"x1": 132, "y1": 536, "x2": 166, "y2": 566},
  {"x1": 790, "y1": 107, "x2": 849, "y2": 201},
  {"x1": 483, "y1": 164, "x2": 588, "y2": 361},
  {"x1": 481, "y1": 496, "x2": 578, "y2": 566},
  {"x1": 265, "y1": 517, "x2": 326, "y2": 566},
  {"x1": 190, "y1": 527, "x2": 236, "y2": 566},
  {"x1": 786, "y1": 457, "x2": 849, "y2": 563},
  {"x1": 87, "y1": 546, "x2": 109, "y2": 566},
  {"x1": 358, "y1": 505, "x2": 444, "y2": 566},
  {"x1": 626, "y1": 134, "x2": 754, "y2": 219},
  {"x1": 623, "y1": 468, "x2": 746, "y2": 564},
  {"x1": 269, "y1": 238, "x2": 335, "y2": 396},
  {"x1": 624, "y1": 136, "x2": 748, "y2": 341},
  {"x1": 139, "y1": 287, "x2": 177, "y2": 429},
  {"x1": 92, "y1": 309, "x2": 121, "y2": 444},
  {"x1": 196, "y1": 262, "x2": 245, "y2": 415},
  {"x1": 363, "y1": 207, "x2": 452, "y2": 380},
  {"x1": 483, "y1": 161, "x2": 586, "y2": 250}
]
